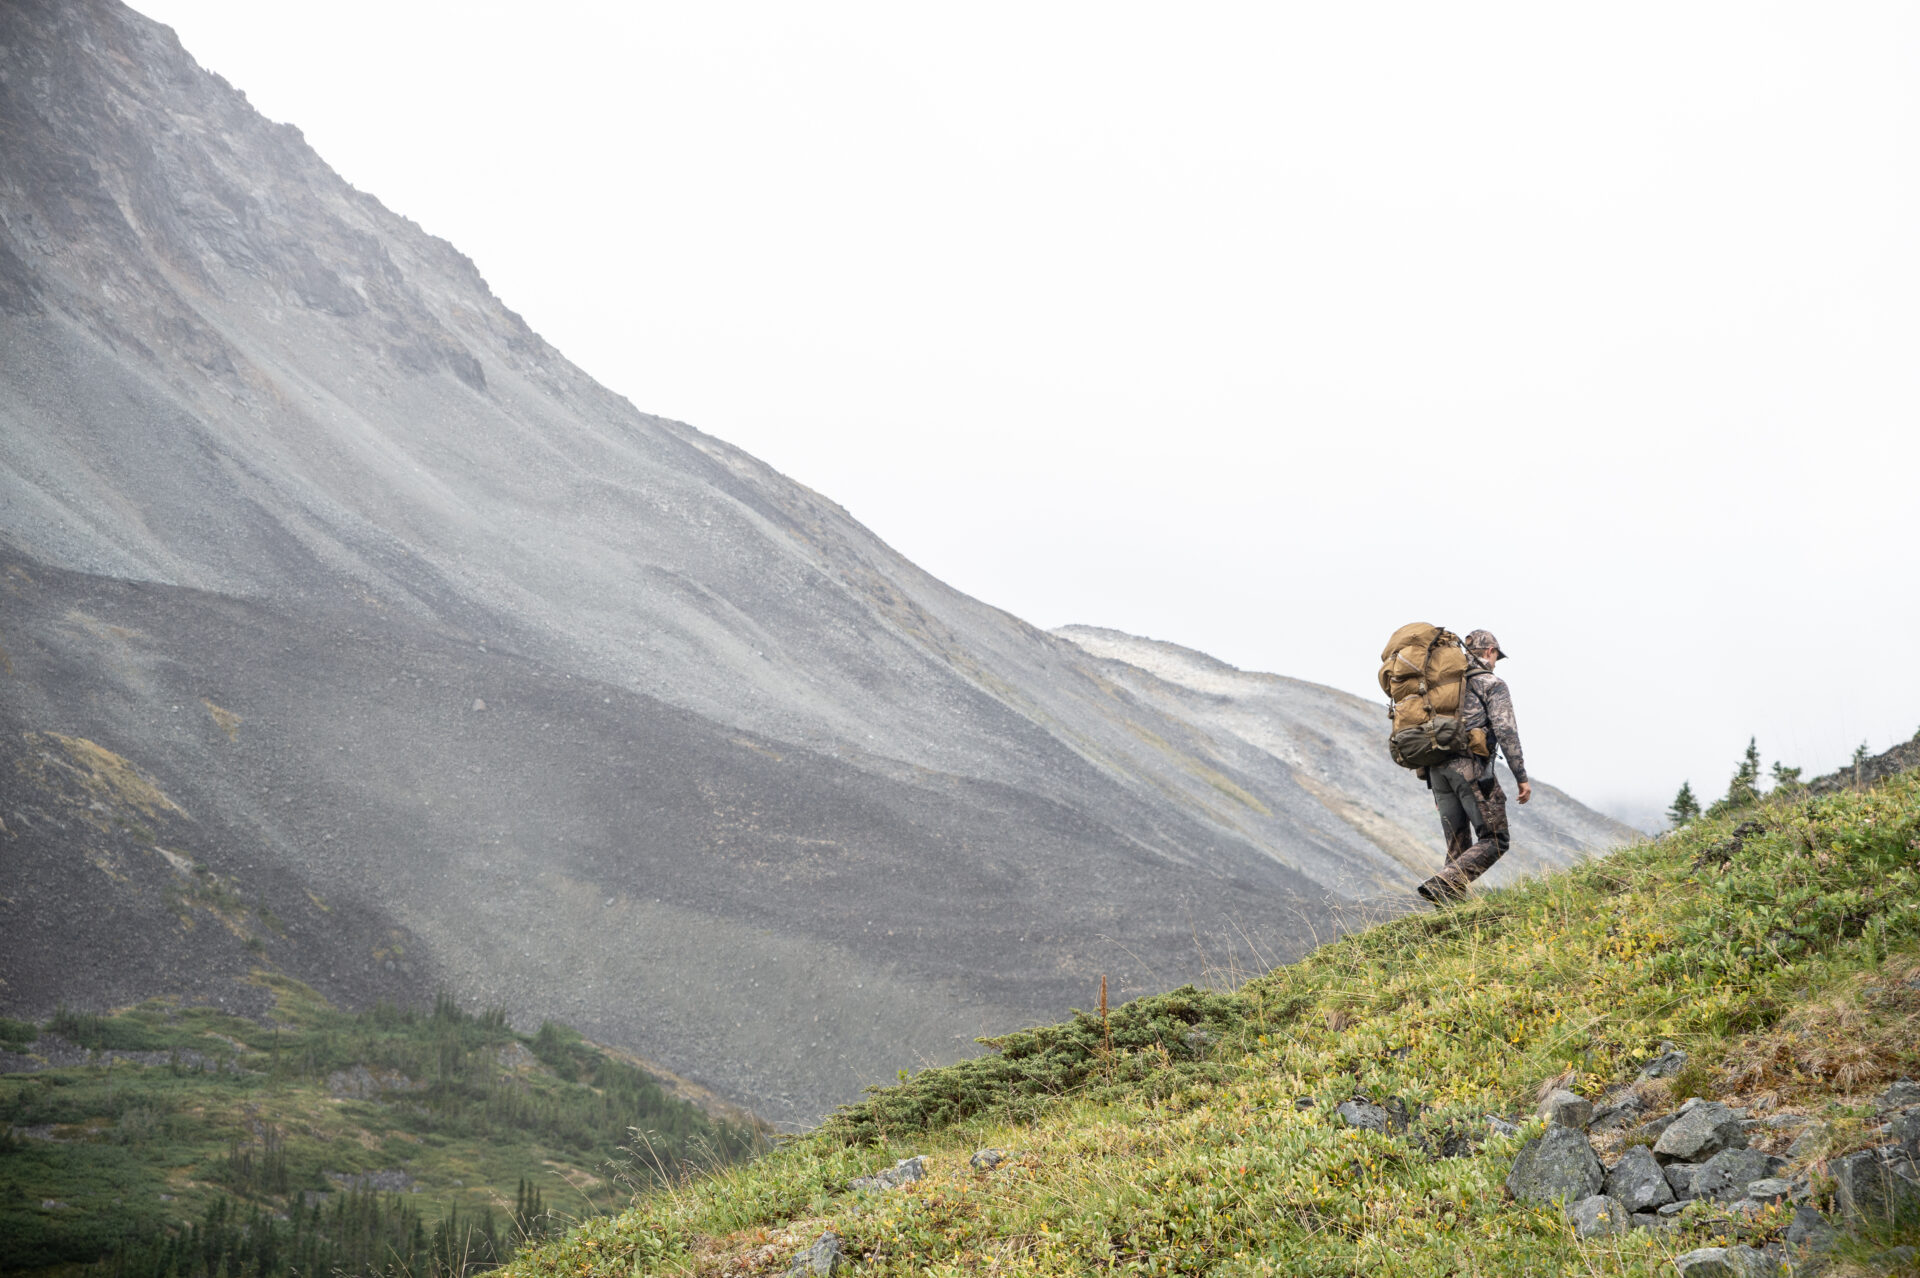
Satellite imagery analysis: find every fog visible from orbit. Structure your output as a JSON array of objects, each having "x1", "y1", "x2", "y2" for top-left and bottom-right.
[{"x1": 135, "y1": 1, "x2": 1920, "y2": 829}]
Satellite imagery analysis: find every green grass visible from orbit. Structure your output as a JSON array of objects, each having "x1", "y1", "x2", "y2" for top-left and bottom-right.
[
  {"x1": 0, "y1": 982, "x2": 765, "y2": 1276},
  {"x1": 508, "y1": 772, "x2": 1920, "y2": 1277}
]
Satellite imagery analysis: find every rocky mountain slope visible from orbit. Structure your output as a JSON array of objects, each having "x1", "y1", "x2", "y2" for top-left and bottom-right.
[
  {"x1": 1053, "y1": 627, "x2": 1621, "y2": 887},
  {"x1": 0, "y1": 0, "x2": 1630, "y2": 1124}
]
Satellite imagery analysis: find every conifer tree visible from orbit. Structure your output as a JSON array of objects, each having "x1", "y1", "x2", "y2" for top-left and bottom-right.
[
  {"x1": 1770, "y1": 762, "x2": 1803, "y2": 793},
  {"x1": 1725, "y1": 737, "x2": 1762, "y2": 809},
  {"x1": 1667, "y1": 780, "x2": 1700, "y2": 827}
]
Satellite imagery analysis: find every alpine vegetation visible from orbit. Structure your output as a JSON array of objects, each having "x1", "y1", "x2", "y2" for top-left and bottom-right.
[{"x1": 508, "y1": 759, "x2": 1920, "y2": 1276}]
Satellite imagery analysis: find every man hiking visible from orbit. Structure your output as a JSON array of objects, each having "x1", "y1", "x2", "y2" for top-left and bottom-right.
[{"x1": 1416, "y1": 628, "x2": 1530, "y2": 904}]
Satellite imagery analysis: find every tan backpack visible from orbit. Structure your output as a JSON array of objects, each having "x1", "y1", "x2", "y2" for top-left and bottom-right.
[{"x1": 1378, "y1": 622, "x2": 1489, "y2": 770}]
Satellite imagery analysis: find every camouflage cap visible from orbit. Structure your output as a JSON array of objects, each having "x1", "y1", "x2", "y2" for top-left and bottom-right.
[{"x1": 1463, "y1": 629, "x2": 1509, "y2": 659}]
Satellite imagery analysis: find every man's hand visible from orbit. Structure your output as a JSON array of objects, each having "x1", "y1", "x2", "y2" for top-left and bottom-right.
[{"x1": 1517, "y1": 781, "x2": 1532, "y2": 805}]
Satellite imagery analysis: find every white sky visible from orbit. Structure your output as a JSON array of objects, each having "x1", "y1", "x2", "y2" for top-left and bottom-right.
[{"x1": 134, "y1": 1, "x2": 1920, "y2": 830}]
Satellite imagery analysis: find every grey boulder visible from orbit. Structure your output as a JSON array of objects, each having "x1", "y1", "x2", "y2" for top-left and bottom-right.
[
  {"x1": 1569, "y1": 1194, "x2": 1630, "y2": 1238},
  {"x1": 1590, "y1": 1096, "x2": 1644, "y2": 1132},
  {"x1": 1785, "y1": 1204, "x2": 1837, "y2": 1251},
  {"x1": 1832, "y1": 1150, "x2": 1920, "y2": 1228},
  {"x1": 1654, "y1": 1101, "x2": 1748, "y2": 1163},
  {"x1": 850, "y1": 1156, "x2": 926, "y2": 1193},
  {"x1": 1638, "y1": 1048, "x2": 1689, "y2": 1080},
  {"x1": 1666, "y1": 1162, "x2": 1704, "y2": 1199},
  {"x1": 1672, "y1": 1246, "x2": 1780, "y2": 1278},
  {"x1": 1506, "y1": 1125, "x2": 1604, "y2": 1205},
  {"x1": 1894, "y1": 1110, "x2": 1920, "y2": 1163},
  {"x1": 1874, "y1": 1079, "x2": 1920, "y2": 1111},
  {"x1": 969, "y1": 1149, "x2": 1009, "y2": 1171},
  {"x1": 1337, "y1": 1100, "x2": 1392, "y2": 1133},
  {"x1": 785, "y1": 1232, "x2": 845, "y2": 1277},
  {"x1": 1692, "y1": 1148, "x2": 1786, "y2": 1202},
  {"x1": 1743, "y1": 1177, "x2": 1792, "y2": 1205},
  {"x1": 1538, "y1": 1089, "x2": 1594, "y2": 1130},
  {"x1": 1605, "y1": 1144, "x2": 1675, "y2": 1212}
]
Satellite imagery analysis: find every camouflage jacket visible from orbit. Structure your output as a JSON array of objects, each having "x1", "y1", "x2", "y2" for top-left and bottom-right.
[{"x1": 1460, "y1": 656, "x2": 1527, "y2": 784}]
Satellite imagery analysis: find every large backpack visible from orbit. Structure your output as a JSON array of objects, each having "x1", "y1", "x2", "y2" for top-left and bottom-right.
[{"x1": 1378, "y1": 622, "x2": 1487, "y2": 770}]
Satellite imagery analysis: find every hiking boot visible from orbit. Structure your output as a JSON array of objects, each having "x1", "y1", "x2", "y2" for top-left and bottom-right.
[{"x1": 1417, "y1": 875, "x2": 1467, "y2": 906}]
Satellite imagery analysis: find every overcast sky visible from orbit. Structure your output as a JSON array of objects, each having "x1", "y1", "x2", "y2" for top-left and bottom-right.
[{"x1": 135, "y1": 1, "x2": 1920, "y2": 830}]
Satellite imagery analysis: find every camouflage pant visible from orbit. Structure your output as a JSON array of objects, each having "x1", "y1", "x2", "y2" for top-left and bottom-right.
[{"x1": 1430, "y1": 756, "x2": 1510, "y2": 890}]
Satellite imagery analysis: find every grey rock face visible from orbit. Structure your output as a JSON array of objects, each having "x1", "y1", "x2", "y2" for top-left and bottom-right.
[
  {"x1": 850, "y1": 1156, "x2": 926, "y2": 1193},
  {"x1": 1605, "y1": 1144, "x2": 1676, "y2": 1212},
  {"x1": 1692, "y1": 1148, "x2": 1786, "y2": 1202},
  {"x1": 1875, "y1": 1080, "x2": 1920, "y2": 1111},
  {"x1": 1538, "y1": 1089, "x2": 1593, "y2": 1130},
  {"x1": 1832, "y1": 1150, "x2": 1920, "y2": 1228},
  {"x1": 1785, "y1": 1204, "x2": 1837, "y2": 1250},
  {"x1": 1632, "y1": 1113, "x2": 1680, "y2": 1143},
  {"x1": 1590, "y1": 1096, "x2": 1644, "y2": 1132},
  {"x1": 1666, "y1": 1163, "x2": 1704, "y2": 1199},
  {"x1": 1654, "y1": 1102, "x2": 1748, "y2": 1164},
  {"x1": 1672, "y1": 1247, "x2": 1779, "y2": 1278},
  {"x1": 969, "y1": 1149, "x2": 1009, "y2": 1171},
  {"x1": 1743, "y1": 1178, "x2": 1792, "y2": 1205},
  {"x1": 1895, "y1": 1110, "x2": 1920, "y2": 1163},
  {"x1": 785, "y1": 1233, "x2": 844, "y2": 1277},
  {"x1": 1569, "y1": 1194, "x2": 1630, "y2": 1238},
  {"x1": 1506, "y1": 1125, "x2": 1605, "y2": 1205}
]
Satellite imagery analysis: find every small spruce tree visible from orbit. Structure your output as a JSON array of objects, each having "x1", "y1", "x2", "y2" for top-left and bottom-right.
[
  {"x1": 1726, "y1": 737, "x2": 1762, "y2": 808},
  {"x1": 1770, "y1": 761, "x2": 1803, "y2": 793},
  {"x1": 1667, "y1": 780, "x2": 1701, "y2": 828},
  {"x1": 1704, "y1": 737, "x2": 1764, "y2": 818}
]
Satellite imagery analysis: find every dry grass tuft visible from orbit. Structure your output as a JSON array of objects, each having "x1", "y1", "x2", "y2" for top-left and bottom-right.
[{"x1": 1721, "y1": 954, "x2": 1920, "y2": 1098}]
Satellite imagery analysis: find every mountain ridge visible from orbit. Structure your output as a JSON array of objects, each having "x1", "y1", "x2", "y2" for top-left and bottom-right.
[{"x1": 1, "y1": 0, "x2": 1629, "y2": 1124}]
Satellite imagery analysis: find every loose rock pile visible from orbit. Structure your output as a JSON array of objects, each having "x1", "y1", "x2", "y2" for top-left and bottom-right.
[{"x1": 1504, "y1": 1059, "x2": 1920, "y2": 1269}]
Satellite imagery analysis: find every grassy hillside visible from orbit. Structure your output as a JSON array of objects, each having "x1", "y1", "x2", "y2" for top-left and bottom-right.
[
  {"x1": 0, "y1": 978, "x2": 764, "y2": 1276},
  {"x1": 510, "y1": 771, "x2": 1920, "y2": 1276}
]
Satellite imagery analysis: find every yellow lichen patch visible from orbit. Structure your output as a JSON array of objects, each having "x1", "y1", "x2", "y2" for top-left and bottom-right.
[
  {"x1": 305, "y1": 888, "x2": 332, "y2": 913},
  {"x1": 202, "y1": 699, "x2": 243, "y2": 741},
  {"x1": 0, "y1": 642, "x2": 13, "y2": 675},
  {"x1": 18, "y1": 732, "x2": 189, "y2": 830}
]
